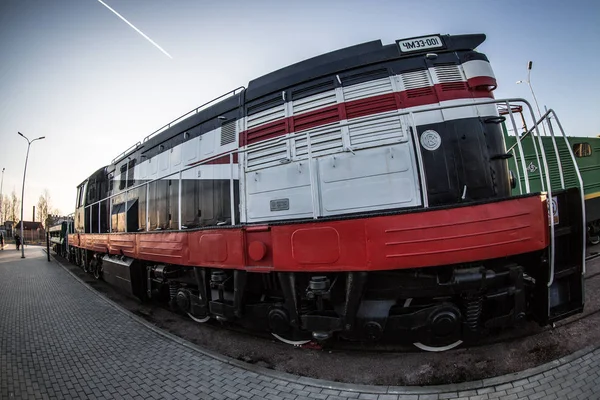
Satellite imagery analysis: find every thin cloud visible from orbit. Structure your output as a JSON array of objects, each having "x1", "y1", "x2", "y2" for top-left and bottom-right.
[{"x1": 96, "y1": 0, "x2": 173, "y2": 59}]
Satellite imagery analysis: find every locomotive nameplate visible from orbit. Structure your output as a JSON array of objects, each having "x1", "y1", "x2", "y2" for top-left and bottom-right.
[
  {"x1": 397, "y1": 35, "x2": 444, "y2": 53},
  {"x1": 270, "y1": 198, "x2": 290, "y2": 211}
]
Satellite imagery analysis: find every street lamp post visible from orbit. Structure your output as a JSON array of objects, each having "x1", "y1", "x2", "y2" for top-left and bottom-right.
[
  {"x1": 0, "y1": 167, "x2": 4, "y2": 225},
  {"x1": 17, "y1": 132, "x2": 45, "y2": 258},
  {"x1": 517, "y1": 61, "x2": 547, "y2": 136}
]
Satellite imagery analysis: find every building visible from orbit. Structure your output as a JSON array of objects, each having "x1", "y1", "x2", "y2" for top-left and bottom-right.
[{"x1": 14, "y1": 221, "x2": 46, "y2": 244}]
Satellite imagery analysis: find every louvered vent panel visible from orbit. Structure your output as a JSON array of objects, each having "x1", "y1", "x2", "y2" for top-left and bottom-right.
[
  {"x1": 291, "y1": 80, "x2": 335, "y2": 101},
  {"x1": 348, "y1": 111, "x2": 405, "y2": 147},
  {"x1": 292, "y1": 90, "x2": 337, "y2": 115},
  {"x1": 294, "y1": 125, "x2": 343, "y2": 158},
  {"x1": 220, "y1": 121, "x2": 236, "y2": 146},
  {"x1": 434, "y1": 63, "x2": 464, "y2": 82},
  {"x1": 434, "y1": 63, "x2": 467, "y2": 92},
  {"x1": 342, "y1": 77, "x2": 394, "y2": 101},
  {"x1": 401, "y1": 69, "x2": 435, "y2": 98},
  {"x1": 441, "y1": 82, "x2": 468, "y2": 91},
  {"x1": 401, "y1": 69, "x2": 432, "y2": 90},
  {"x1": 340, "y1": 68, "x2": 389, "y2": 86},
  {"x1": 246, "y1": 104, "x2": 286, "y2": 129},
  {"x1": 246, "y1": 141, "x2": 288, "y2": 170},
  {"x1": 345, "y1": 93, "x2": 396, "y2": 120},
  {"x1": 245, "y1": 121, "x2": 287, "y2": 146},
  {"x1": 293, "y1": 106, "x2": 340, "y2": 132}
]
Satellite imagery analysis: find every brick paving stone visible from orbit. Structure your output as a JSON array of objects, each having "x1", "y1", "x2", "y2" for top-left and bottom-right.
[{"x1": 1, "y1": 249, "x2": 600, "y2": 400}]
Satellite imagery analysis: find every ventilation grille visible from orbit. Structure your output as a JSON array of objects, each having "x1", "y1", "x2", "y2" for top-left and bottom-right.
[
  {"x1": 246, "y1": 141, "x2": 288, "y2": 170},
  {"x1": 220, "y1": 121, "x2": 236, "y2": 146},
  {"x1": 292, "y1": 90, "x2": 337, "y2": 115},
  {"x1": 295, "y1": 125, "x2": 343, "y2": 158},
  {"x1": 291, "y1": 80, "x2": 335, "y2": 101},
  {"x1": 433, "y1": 63, "x2": 464, "y2": 82},
  {"x1": 349, "y1": 111, "x2": 405, "y2": 147},
  {"x1": 401, "y1": 69, "x2": 432, "y2": 90},
  {"x1": 440, "y1": 82, "x2": 468, "y2": 91},
  {"x1": 341, "y1": 68, "x2": 389, "y2": 86},
  {"x1": 247, "y1": 104, "x2": 285, "y2": 130},
  {"x1": 342, "y1": 77, "x2": 394, "y2": 102}
]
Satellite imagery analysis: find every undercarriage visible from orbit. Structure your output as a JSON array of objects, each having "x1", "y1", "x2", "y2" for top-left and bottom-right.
[{"x1": 91, "y1": 251, "x2": 533, "y2": 351}]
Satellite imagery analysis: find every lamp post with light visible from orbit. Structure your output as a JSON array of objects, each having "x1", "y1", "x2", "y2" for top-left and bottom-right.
[
  {"x1": 517, "y1": 61, "x2": 547, "y2": 136},
  {"x1": 0, "y1": 167, "x2": 4, "y2": 226},
  {"x1": 17, "y1": 132, "x2": 45, "y2": 258}
]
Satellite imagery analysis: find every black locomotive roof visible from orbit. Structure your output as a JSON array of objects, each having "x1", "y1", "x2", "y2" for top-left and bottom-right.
[
  {"x1": 111, "y1": 33, "x2": 486, "y2": 167},
  {"x1": 245, "y1": 33, "x2": 486, "y2": 101}
]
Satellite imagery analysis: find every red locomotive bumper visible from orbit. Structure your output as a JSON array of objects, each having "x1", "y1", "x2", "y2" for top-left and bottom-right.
[{"x1": 70, "y1": 194, "x2": 549, "y2": 272}]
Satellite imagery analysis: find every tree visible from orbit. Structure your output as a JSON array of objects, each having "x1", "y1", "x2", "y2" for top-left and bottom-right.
[
  {"x1": 9, "y1": 191, "x2": 20, "y2": 224},
  {"x1": 1, "y1": 194, "x2": 9, "y2": 223},
  {"x1": 37, "y1": 189, "x2": 52, "y2": 230}
]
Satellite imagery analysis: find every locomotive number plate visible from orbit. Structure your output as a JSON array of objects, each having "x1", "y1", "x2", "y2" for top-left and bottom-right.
[
  {"x1": 270, "y1": 198, "x2": 289, "y2": 211},
  {"x1": 397, "y1": 35, "x2": 444, "y2": 53}
]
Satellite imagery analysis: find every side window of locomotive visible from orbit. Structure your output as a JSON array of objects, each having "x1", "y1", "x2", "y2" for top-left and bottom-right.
[
  {"x1": 88, "y1": 184, "x2": 96, "y2": 202},
  {"x1": 119, "y1": 164, "x2": 127, "y2": 190},
  {"x1": 77, "y1": 185, "x2": 85, "y2": 207},
  {"x1": 127, "y1": 159, "x2": 136, "y2": 187},
  {"x1": 573, "y1": 143, "x2": 592, "y2": 158}
]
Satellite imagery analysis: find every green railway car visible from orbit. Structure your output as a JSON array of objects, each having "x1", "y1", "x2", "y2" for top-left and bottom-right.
[
  {"x1": 503, "y1": 124, "x2": 600, "y2": 243},
  {"x1": 49, "y1": 220, "x2": 74, "y2": 257}
]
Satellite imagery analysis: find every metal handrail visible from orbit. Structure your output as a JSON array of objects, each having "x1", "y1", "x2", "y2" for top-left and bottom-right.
[
  {"x1": 94, "y1": 97, "x2": 551, "y2": 215},
  {"x1": 142, "y1": 86, "x2": 245, "y2": 144},
  {"x1": 87, "y1": 97, "x2": 569, "y2": 287},
  {"x1": 547, "y1": 110, "x2": 586, "y2": 274},
  {"x1": 111, "y1": 86, "x2": 245, "y2": 164},
  {"x1": 111, "y1": 142, "x2": 142, "y2": 165}
]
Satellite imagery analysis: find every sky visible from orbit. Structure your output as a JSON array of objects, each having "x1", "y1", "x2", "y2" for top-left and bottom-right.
[{"x1": 0, "y1": 0, "x2": 599, "y2": 217}]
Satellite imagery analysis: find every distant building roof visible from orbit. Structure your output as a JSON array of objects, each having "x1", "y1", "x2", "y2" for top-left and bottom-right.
[{"x1": 15, "y1": 221, "x2": 44, "y2": 231}]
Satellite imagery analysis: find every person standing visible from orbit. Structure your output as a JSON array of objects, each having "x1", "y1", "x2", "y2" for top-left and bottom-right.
[
  {"x1": 15, "y1": 234, "x2": 21, "y2": 250},
  {"x1": 0, "y1": 233, "x2": 4, "y2": 250}
]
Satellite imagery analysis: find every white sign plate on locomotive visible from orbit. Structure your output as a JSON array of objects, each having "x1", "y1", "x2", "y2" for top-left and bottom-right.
[
  {"x1": 548, "y1": 196, "x2": 559, "y2": 225},
  {"x1": 397, "y1": 35, "x2": 444, "y2": 53}
]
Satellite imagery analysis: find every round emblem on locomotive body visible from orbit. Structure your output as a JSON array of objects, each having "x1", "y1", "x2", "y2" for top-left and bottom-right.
[{"x1": 420, "y1": 130, "x2": 441, "y2": 151}]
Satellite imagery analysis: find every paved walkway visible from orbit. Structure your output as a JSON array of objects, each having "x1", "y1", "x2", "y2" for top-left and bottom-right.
[{"x1": 0, "y1": 247, "x2": 599, "y2": 400}]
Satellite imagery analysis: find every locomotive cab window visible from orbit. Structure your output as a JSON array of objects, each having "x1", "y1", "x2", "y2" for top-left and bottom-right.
[
  {"x1": 119, "y1": 164, "x2": 127, "y2": 190},
  {"x1": 77, "y1": 185, "x2": 86, "y2": 207},
  {"x1": 127, "y1": 159, "x2": 136, "y2": 187},
  {"x1": 573, "y1": 143, "x2": 592, "y2": 157}
]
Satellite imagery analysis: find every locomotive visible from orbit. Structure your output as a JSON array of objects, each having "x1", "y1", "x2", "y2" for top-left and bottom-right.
[{"x1": 66, "y1": 33, "x2": 586, "y2": 351}]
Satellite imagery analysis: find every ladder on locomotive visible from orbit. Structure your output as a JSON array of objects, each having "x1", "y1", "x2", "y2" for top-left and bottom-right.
[{"x1": 502, "y1": 102, "x2": 586, "y2": 324}]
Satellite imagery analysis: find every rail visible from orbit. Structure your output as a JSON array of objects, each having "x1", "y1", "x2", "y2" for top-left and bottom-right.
[
  {"x1": 112, "y1": 87, "x2": 245, "y2": 165},
  {"x1": 89, "y1": 97, "x2": 581, "y2": 287}
]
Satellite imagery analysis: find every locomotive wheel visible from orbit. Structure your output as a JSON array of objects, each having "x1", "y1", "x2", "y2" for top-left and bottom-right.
[
  {"x1": 93, "y1": 262, "x2": 102, "y2": 280},
  {"x1": 75, "y1": 249, "x2": 83, "y2": 267},
  {"x1": 82, "y1": 250, "x2": 90, "y2": 273},
  {"x1": 271, "y1": 333, "x2": 311, "y2": 346},
  {"x1": 403, "y1": 298, "x2": 463, "y2": 352},
  {"x1": 187, "y1": 313, "x2": 210, "y2": 323},
  {"x1": 590, "y1": 235, "x2": 600, "y2": 245}
]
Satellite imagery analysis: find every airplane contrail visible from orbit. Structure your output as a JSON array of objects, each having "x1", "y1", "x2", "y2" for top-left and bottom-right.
[{"x1": 96, "y1": 0, "x2": 173, "y2": 59}]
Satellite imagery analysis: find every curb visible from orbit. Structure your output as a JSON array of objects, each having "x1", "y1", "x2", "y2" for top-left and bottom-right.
[{"x1": 48, "y1": 249, "x2": 599, "y2": 395}]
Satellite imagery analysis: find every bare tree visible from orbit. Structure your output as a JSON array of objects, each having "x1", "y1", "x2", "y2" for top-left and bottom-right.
[
  {"x1": 37, "y1": 189, "x2": 52, "y2": 230},
  {"x1": 9, "y1": 191, "x2": 20, "y2": 224},
  {"x1": 1, "y1": 195, "x2": 9, "y2": 223}
]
